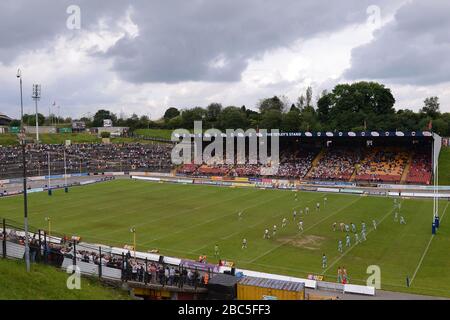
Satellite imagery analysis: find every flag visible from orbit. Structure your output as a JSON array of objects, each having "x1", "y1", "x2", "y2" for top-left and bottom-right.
[{"x1": 428, "y1": 120, "x2": 432, "y2": 131}]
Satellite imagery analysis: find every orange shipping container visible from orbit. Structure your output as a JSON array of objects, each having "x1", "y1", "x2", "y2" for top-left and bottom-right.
[{"x1": 237, "y1": 277, "x2": 305, "y2": 300}]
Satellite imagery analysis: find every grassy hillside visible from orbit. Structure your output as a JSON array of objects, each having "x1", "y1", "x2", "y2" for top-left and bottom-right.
[
  {"x1": 438, "y1": 147, "x2": 450, "y2": 185},
  {"x1": 0, "y1": 134, "x2": 19, "y2": 146},
  {"x1": 134, "y1": 128, "x2": 173, "y2": 140},
  {"x1": 1, "y1": 180, "x2": 448, "y2": 298},
  {"x1": 39, "y1": 133, "x2": 100, "y2": 144},
  {"x1": 0, "y1": 133, "x2": 162, "y2": 145},
  {"x1": 0, "y1": 258, "x2": 130, "y2": 300}
]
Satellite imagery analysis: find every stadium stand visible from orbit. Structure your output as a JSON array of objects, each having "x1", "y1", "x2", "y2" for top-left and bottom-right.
[
  {"x1": 174, "y1": 143, "x2": 435, "y2": 185},
  {"x1": 355, "y1": 147, "x2": 409, "y2": 183},
  {"x1": 406, "y1": 150, "x2": 432, "y2": 185},
  {"x1": 307, "y1": 147, "x2": 360, "y2": 181},
  {"x1": 178, "y1": 149, "x2": 318, "y2": 179},
  {"x1": 0, "y1": 143, "x2": 173, "y2": 178},
  {"x1": 276, "y1": 149, "x2": 318, "y2": 179},
  {"x1": 0, "y1": 135, "x2": 433, "y2": 185}
]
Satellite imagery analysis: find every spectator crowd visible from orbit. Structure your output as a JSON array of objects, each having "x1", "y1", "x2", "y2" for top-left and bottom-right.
[
  {"x1": 2, "y1": 226, "x2": 212, "y2": 289},
  {"x1": 0, "y1": 143, "x2": 173, "y2": 178}
]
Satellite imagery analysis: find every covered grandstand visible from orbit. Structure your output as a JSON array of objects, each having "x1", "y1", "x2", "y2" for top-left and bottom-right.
[
  {"x1": 0, "y1": 113, "x2": 12, "y2": 126},
  {"x1": 175, "y1": 131, "x2": 440, "y2": 186}
]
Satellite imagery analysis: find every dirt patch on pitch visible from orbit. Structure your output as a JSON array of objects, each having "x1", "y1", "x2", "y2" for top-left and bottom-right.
[{"x1": 278, "y1": 235, "x2": 325, "y2": 250}]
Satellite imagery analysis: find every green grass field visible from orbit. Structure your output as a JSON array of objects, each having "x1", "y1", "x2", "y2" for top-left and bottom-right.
[
  {"x1": 0, "y1": 258, "x2": 130, "y2": 300},
  {"x1": 1, "y1": 180, "x2": 449, "y2": 298},
  {"x1": 438, "y1": 147, "x2": 450, "y2": 185}
]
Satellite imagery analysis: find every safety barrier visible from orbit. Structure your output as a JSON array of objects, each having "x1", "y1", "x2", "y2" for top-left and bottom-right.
[{"x1": 1, "y1": 217, "x2": 377, "y2": 298}]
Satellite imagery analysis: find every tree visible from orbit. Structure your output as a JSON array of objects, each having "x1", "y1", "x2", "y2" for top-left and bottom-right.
[
  {"x1": 180, "y1": 107, "x2": 207, "y2": 129},
  {"x1": 431, "y1": 118, "x2": 448, "y2": 136},
  {"x1": 168, "y1": 115, "x2": 183, "y2": 129},
  {"x1": 324, "y1": 82, "x2": 395, "y2": 131},
  {"x1": 9, "y1": 119, "x2": 21, "y2": 127},
  {"x1": 299, "y1": 106, "x2": 319, "y2": 131},
  {"x1": 92, "y1": 110, "x2": 117, "y2": 127},
  {"x1": 420, "y1": 97, "x2": 440, "y2": 119},
  {"x1": 139, "y1": 115, "x2": 151, "y2": 129},
  {"x1": 206, "y1": 103, "x2": 223, "y2": 123},
  {"x1": 317, "y1": 93, "x2": 332, "y2": 126},
  {"x1": 289, "y1": 104, "x2": 300, "y2": 113},
  {"x1": 395, "y1": 109, "x2": 422, "y2": 131},
  {"x1": 22, "y1": 113, "x2": 45, "y2": 126},
  {"x1": 296, "y1": 94, "x2": 306, "y2": 110},
  {"x1": 163, "y1": 107, "x2": 180, "y2": 120},
  {"x1": 217, "y1": 106, "x2": 248, "y2": 130},
  {"x1": 125, "y1": 113, "x2": 140, "y2": 131},
  {"x1": 281, "y1": 110, "x2": 301, "y2": 132},
  {"x1": 259, "y1": 109, "x2": 283, "y2": 129},
  {"x1": 258, "y1": 96, "x2": 285, "y2": 113},
  {"x1": 79, "y1": 117, "x2": 93, "y2": 127},
  {"x1": 305, "y1": 86, "x2": 313, "y2": 107}
]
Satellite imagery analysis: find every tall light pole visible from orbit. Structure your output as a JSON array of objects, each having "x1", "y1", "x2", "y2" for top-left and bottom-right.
[
  {"x1": 45, "y1": 217, "x2": 51, "y2": 237},
  {"x1": 17, "y1": 68, "x2": 30, "y2": 272},
  {"x1": 64, "y1": 148, "x2": 69, "y2": 193},
  {"x1": 47, "y1": 152, "x2": 52, "y2": 196},
  {"x1": 32, "y1": 84, "x2": 41, "y2": 142},
  {"x1": 130, "y1": 227, "x2": 136, "y2": 258}
]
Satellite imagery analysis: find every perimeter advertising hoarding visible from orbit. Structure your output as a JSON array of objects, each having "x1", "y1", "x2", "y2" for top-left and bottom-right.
[
  {"x1": 310, "y1": 180, "x2": 356, "y2": 187},
  {"x1": 59, "y1": 127, "x2": 72, "y2": 133},
  {"x1": 339, "y1": 188, "x2": 364, "y2": 194},
  {"x1": 180, "y1": 259, "x2": 220, "y2": 273},
  {"x1": 72, "y1": 121, "x2": 86, "y2": 129}
]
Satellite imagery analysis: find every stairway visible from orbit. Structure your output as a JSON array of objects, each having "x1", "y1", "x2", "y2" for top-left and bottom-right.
[
  {"x1": 305, "y1": 148, "x2": 326, "y2": 177},
  {"x1": 349, "y1": 165, "x2": 358, "y2": 182},
  {"x1": 400, "y1": 152, "x2": 414, "y2": 184}
]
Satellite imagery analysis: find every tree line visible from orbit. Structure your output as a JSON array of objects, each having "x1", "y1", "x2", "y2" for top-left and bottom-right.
[{"x1": 9, "y1": 81, "x2": 450, "y2": 136}]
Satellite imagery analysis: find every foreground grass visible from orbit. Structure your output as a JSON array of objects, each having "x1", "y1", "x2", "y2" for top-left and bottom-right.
[
  {"x1": 0, "y1": 180, "x2": 448, "y2": 298},
  {"x1": 0, "y1": 258, "x2": 130, "y2": 300}
]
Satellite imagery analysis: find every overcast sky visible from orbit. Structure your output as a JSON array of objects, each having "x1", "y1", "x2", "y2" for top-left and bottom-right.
[{"x1": 0, "y1": 0, "x2": 449, "y2": 120}]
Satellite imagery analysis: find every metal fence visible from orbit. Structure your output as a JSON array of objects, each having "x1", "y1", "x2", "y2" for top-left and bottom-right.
[{"x1": 1, "y1": 218, "x2": 216, "y2": 290}]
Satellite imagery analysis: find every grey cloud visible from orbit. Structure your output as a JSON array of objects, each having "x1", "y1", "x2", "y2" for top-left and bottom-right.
[
  {"x1": 0, "y1": 0, "x2": 128, "y2": 63},
  {"x1": 102, "y1": 0, "x2": 395, "y2": 83},
  {"x1": 1, "y1": 0, "x2": 400, "y2": 84},
  {"x1": 345, "y1": 0, "x2": 450, "y2": 85}
]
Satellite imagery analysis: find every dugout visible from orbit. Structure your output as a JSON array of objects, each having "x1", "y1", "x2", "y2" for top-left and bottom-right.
[{"x1": 207, "y1": 273, "x2": 240, "y2": 300}]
